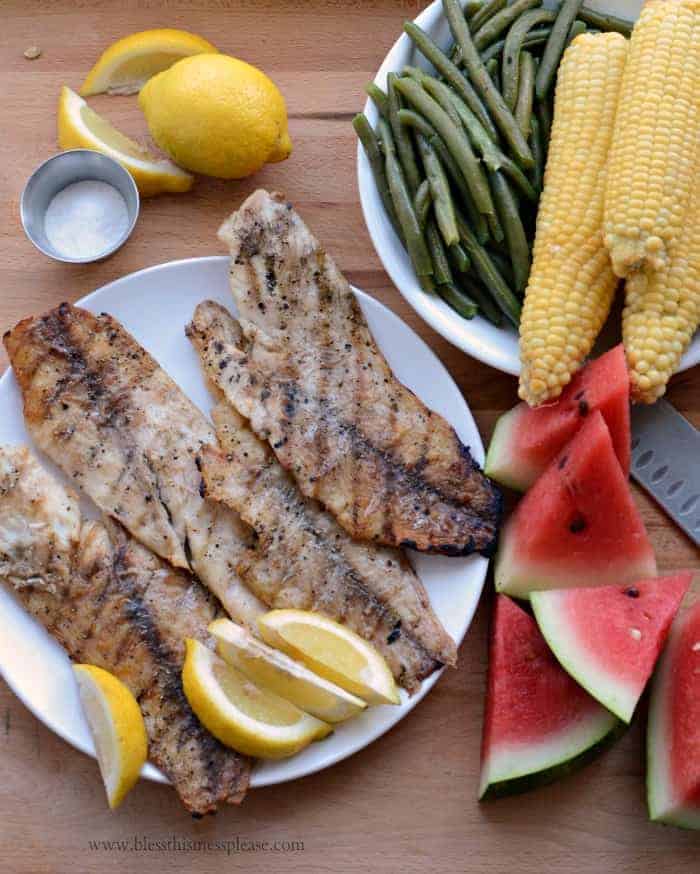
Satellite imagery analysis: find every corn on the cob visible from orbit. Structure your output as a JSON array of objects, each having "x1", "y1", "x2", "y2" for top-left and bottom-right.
[
  {"x1": 518, "y1": 32, "x2": 628, "y2": 407},
  {"x1": 623, "y1": 175, "x2": 700, "y2": 403},
  {"x1": 603, "y1": 0, "x2": 700, "y2": 278}
]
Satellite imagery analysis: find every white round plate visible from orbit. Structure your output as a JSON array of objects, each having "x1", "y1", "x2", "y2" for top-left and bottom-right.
[
  {"x1": 0, "y1": 256, "x2": 488, "y2": 789},
  {"x1": 357, "y1": 0, "x2": 700, "y2": 376}
]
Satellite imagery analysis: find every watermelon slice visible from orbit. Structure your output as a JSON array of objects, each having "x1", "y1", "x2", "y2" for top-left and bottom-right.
[
  {"x1": 495, "y1": 411, "x2": 656, "y2": 599},
  {"x1": 479, "y1": 595, "x2": 622, "y2": 799},
  {"x1": 485, "y1": 345, "x2": 630, "y2": 491},
  {"x1": 531, "y1": 573, "x2": 691, "y2": 723},
  {"x1": 648, "y1": 598, "x2": 700, "y2": 829}
]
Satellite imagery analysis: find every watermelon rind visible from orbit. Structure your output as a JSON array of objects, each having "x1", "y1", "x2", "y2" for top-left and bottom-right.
[
  {"x1": 647, "y1": 611, "x2": 700, "y2": 830},
  {"x1": 531, "y1": 590, "x2": 639, "y2": 722},
  {"x1": 479, "y1": 707, "x2": 622, "y2": 800},
  {"x1": 484, "y1": 407, "x2": 536, "y2": 492}
]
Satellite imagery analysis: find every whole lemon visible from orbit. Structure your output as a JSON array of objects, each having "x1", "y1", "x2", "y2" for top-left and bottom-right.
[{"x1": 138, "y1": 54, "x2": 292, "y2": 179}]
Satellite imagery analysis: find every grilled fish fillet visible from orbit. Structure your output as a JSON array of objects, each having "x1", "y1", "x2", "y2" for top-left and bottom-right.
[
  {"x1": 0, "y1": 445, "x2": 250, "y2": 815},
  {"x1": 3, "y1": 303, "x2": 265, "y2": 631},
  {"x1": 203, "y1": 190, "x2": 501, "y2": 555},
  {"x1": 198, "y1": 401, "x2": 457, "y2": 692}
]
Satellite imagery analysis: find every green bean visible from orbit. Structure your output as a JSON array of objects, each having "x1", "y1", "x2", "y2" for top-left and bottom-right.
[
  {"x1": 578, "y1": 5, "x2": 632, "y2": 35},
  {"x1": 438, "y1": 282, "x2": 479, "y2": 319},
  {"x1": 416, "y1": 133, "x2": 459, "y2": 246},
  {"x1": 502, "y1": 9, "x2": 557, "y2": 110},
  {"x1": 535, "y1": 96, "x2": 552, "y2": 160},
  {"x1": 487, "y1": 211, "x2": 504, "y2": 244},
  {"x1": 515, "y1": 51, "x2": 535, "y2": 139},
  {"x1": 353, "y1": 114, "x2": 401, "y2": 236},
  {"x1": 485, "y1": 57, "x2": 499, "y2": 88},
  {"x1": 394, "y1": 77, "x2": 494, "y2": 216},
  {"x1": 403, "y1": 22, "x2": 498, "y2": 142},
  {"x1": 489, "y1": 171, "x2": 530, "y2": 293},
  {"x1": 464, "y1": 0, "x2": 484, "y2": 18},
  {"x1": 414, "y1": 179, "x2": 432, "y2": 229},
  {"x1": 529, "y1": 114, "x2": 545, "y2": 194},
  {"x1": 456, "y1": 208, "x2": 522, "y2": 326},
  {"x1": 536, "y1": 0, "x2": 584, "y2": 99},
  {"x1": 473, "y1": 0, "x2": 540, "y2": 51},
  {"x1": 387, "y1": 73, "x2": 421, "y2": 196},
  {"x1": 402, "y1": 65, "x2": 426, "y2": 82},
  {"x1": 469, "y1": 0, "x2": 506, "y2": 34},
  {"x1": 397, "y1": 109, "x2": 490, "y2": 243},
  {"x1": 566, "y1": 19, "x2": 586, "y2": 47},
  {"x1": 365, "y1": 83, "x2": 389, "y2": 119},
  {"x1": 459, "y1": 273, "x2": 503, "y2": 325},
  {"x1": 378, "y1": 118, "x2": 433, "y2": 277},
  {"x1": 442, "y1": 0, "x2": 534, "y2": 169},
  {"x1": 486, "y1": 246, "x2": 514, "y2": 281},
  {"x1": 448, "y1": 242, "x2": 471, "y2": 273},
  {"x1": 426, "y1": 217, "x2": 453, "y2": 285},
  {"x1": 480, "y1": 26, "x2": 551, "y2": 64}
]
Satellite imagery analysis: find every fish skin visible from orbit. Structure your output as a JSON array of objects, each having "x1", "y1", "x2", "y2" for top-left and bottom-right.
[
  {"x1": 3, "y1": 303, "x2": 265, "y2": 632},
  {"x1": 198, "y1": 190, "x2": 501, "y2": 556},
  {"x1": 0, "y1": 445, "x2": 251, "y2": 814},
  {"x1": 198, "y1": 401, "x2": 457, "y2": 693}
]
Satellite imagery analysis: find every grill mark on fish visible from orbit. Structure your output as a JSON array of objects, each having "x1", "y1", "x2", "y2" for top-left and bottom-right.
[
  {"x1": 211, "y1": 191, "x2": 501, "y2": 555},
  {"x1": 4, "y1": 303, "x2": 266, "y2": 632},
  {"x1": 199, "y1": 403, "x2": 457, "y2": 692},
  {"x1": 0, "y1": 446, "x2": 250, "y2": 814}
]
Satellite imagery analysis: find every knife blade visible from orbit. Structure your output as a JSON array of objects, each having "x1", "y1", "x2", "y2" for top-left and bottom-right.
[{"x1": 631, "y1": 400, "x2": 700, "y2": 547}]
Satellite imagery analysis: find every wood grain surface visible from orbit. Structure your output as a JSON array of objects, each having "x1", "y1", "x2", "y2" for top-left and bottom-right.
[{"x1": 0, "y1": 2, "x2": 698, "y2": 872}]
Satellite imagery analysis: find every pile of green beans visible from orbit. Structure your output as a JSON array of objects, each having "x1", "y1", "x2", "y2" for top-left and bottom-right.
[{"x1": 354, "y1": 0, "x2": 632, "y2": 328}]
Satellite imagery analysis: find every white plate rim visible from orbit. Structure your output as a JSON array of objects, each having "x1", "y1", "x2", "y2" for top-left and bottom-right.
[
  {"x1": 357, "y1": 0, "x2": 700, "y2": 377},
  {"x1": 0, "y1": 254, "x2": 489, "y2": 790}
]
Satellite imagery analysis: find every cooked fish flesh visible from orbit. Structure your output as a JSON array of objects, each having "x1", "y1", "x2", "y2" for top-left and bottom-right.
[
  {"x1": 0, "y1": 445, "x2": 250, "y2": 815},
  {"x1": 198, "y1": 401, "x2": 457, "y2": 692},
  {"x1": 3, "y1": 303, "x2": 265, "y2": 631},
  {"x1": 198, "y1": 190, "x2": 501, "y2": 555}
]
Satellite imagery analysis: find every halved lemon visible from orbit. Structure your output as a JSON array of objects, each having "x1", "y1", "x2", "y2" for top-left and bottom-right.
[
  {"x1": 80, "y1": 28, "x2": 218, "y2": 96},
  {"x1": 209, "y1": 618, "x2": 367, "y2": 724},
  {"x1": 57, "y1": 86, "x2": 193, "y2": 196},
  {"x1": 73, "y1": 664, "x2": 148, "y2": 809},
  {"x1": 258, "y1": 610, "x2": 401, "y2": 706},
  {"x1": 182, "y1": 639, "x2": 331, "y2": 759}
]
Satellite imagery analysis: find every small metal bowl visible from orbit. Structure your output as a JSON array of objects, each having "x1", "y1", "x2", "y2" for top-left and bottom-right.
[{"x1": 20, "y1": 149, "x2": 140, "y2": 264}]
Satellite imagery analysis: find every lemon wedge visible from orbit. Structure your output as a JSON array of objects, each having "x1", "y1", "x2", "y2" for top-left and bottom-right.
[
  {"x1": 182, "y1": 639, "x2": 331, "y2": 759},
  {"x1": 80, "y1": 28, "x2": 218, "y2": 96},
  {"x1": 57, "y1": 87, "x2": 193, "y2": 196},
  {"x1": 258, "y1": 610, "x2": 401, "y2": 706},
  {"x1": 73, "y1": 664, "x2": 148, "y2": 809},
  {"x1": 209, "y1": 618, "x2": 367, "y2": 724}
]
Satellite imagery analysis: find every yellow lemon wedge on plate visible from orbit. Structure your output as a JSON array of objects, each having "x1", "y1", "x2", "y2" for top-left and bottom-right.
[
  {"x1": 57, "y1": 86, "x2": 193, "y2": 196},
  {"x1": 182, "y1": 639, "x2": 332, "y2": 759},
  {"x1": 80, "y1": 28, "x2": 218, "y2": 96},
  {"x1": 258, "y1": 610, "x2": 401, "y2": 706},
  {"x1": 209, "y1": 618, "x2": 367, "y2": 724},
  {"x1": 73, "y1": 664, "x2": 148, "y2": 809}
]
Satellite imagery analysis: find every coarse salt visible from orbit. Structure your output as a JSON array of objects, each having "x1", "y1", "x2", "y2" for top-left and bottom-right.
[{"x1": 44, "y1": 180, "x2": 129, "y2": 260}]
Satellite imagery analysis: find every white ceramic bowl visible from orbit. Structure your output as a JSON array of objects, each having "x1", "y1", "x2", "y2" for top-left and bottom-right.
[{"x1": 357, "y1": 0, "x2": 700, "y2": 377}]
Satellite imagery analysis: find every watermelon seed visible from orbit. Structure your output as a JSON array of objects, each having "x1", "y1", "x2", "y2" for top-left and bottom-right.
[
  {"x1": 573, "y1": 390, "x2": 584, "y2": 401},
  {"x1": 625, "y1": 587, "x2": 640, "y2": 598},
  {"x1": 629, "y1": 628, "x2": 642, "y2": 641},
  {"x1": 569, "y1": 515, "x2": 586, "y2": 533},
  {"x1": 578, "y1": 399, "x2": 589, "y2": 417},
  {"x1": 557, "y1": 455, "x2": 568, "y2": 470}
]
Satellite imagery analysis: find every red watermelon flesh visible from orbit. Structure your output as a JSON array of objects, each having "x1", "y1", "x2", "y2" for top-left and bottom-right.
[
  {"x1": 495, "y1": 411, "x2": 656, "y2": 599},
  {"x1": 485, "y1": 345, "x2": 630, "y2": 491},
  {"x1": 479, "y1": 595, "x2": 621, "y2": 799},
  {"x1": 531, "y1": 573, "x2": 692, "y2": 723},
  {"x1": 648, "y1": 598, "x2": 700, "y2": 829}
]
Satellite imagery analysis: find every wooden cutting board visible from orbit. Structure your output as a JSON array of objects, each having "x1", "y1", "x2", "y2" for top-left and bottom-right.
[{"x1": 0, "y1": 2, "x2": 697, "y2": 872}]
